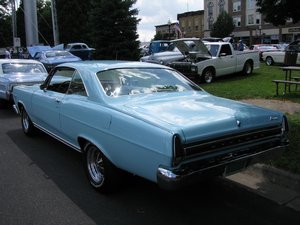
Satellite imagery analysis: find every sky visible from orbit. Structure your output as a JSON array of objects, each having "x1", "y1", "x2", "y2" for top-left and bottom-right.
[{"x1": 135, "y1": 0, "x2": 204, "y2": 42}]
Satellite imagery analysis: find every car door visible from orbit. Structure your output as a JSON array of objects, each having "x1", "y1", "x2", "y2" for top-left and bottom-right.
[
  {"x1": 214, "y1": 44, "x2": 236, "y2": 76},
  {"x1": 59, "y1": 70, "x2": 90, "y2": 146},
  {"x1": 31, "y1": 67, "x2": 75, "y2": 135}
]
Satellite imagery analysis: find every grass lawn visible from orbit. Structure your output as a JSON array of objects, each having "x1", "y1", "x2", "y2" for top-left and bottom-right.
[{"x1": 197, "y1": 63, "x2": 300, "y2": 174}]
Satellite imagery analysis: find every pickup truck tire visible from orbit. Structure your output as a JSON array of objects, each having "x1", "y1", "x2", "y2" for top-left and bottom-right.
[
  {"x1": 202, "y1": 68, "x2": 215, "y2": 83},
  {"x1": 21, "y1": 106, "x2": 36, "y2": 136},
  {"x1": 84, "y1": 143, "x2": 121, "y2": 193},
  {"x1": 243, "y1": 60, "x2": 253, "y2": 75},
  {"x1": 265, "y1": 56, "x2": 274, "y2": 66}
]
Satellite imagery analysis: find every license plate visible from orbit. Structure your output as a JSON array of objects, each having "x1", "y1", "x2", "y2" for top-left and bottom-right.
[{"x1": 223, "y1": 160, "x2": 247, "y2": 176}]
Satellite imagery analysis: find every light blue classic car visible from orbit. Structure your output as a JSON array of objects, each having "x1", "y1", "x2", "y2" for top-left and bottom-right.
[
  {"x1": 12, "y1": 61, "x2": 289, "y2": 192},
  {"x1": 0, "y1": 59, "x2": 47, "y2": 105}
]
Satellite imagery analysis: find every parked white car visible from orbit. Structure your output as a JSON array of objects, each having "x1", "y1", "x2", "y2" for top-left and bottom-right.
[
  {"x1": 0, "y1": 59, "x2": 47, "y2": 105},
  {"x1": 262, "y1": 40, "x2": 300, "y2": 66}
]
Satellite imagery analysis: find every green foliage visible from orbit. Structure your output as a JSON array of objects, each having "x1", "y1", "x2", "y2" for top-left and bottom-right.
[
  {"x1": 88, "y1": 0, "x2": 140, "y2": 60},
  {"x1": 210, "y1": 11, "x2": 235, "y2": 38},
  {"x1": 154, "y1": 32, "x2": 169, "y2": 41},
  {"x1": 56, "y1": 0, "x2": 91, "y2": 44},
  {"x1": 257, "y1": 0, "x2": 300, "y2": 26},
  {"x1": 202, "y1": 63, "x2": 300, "y2": 103},
  {"x1": 37, "y1": 0, "x2": 53, "y2": 45},
  {"x1": 274, "y1": 113, "x2": 300, "y2": 174},
  {"x1": 0, "y1": 0, "x2": 11, "y2": 46}
]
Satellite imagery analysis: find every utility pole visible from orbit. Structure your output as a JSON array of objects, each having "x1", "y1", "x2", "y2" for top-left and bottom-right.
[
  {"x1": 11, "y1": 0, "x2": 17, "y2": 44},
  {"x1": 51, "y1": 0, "x2": 60, "y2": 46},
  {"x1": 24, "y1": 0, "x2": 39, "y2": 46}
]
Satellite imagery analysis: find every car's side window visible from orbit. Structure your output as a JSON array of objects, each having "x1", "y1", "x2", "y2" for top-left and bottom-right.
[
  {"x1": 67, "y1": 71, "x2": 87, "y2": 96},
  {"x1": 47, "y1": 67, "x2": 74, "y2": 93},
  {"x1": 220, "y1": 44, "x2": 232, "y2": 56}
]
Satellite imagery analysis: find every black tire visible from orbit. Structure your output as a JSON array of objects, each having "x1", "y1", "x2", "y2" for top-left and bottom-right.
[
  {"x1": 201, "y1": 68, "x2": 215, "y2": 83},
  {"x1": 243, "y1": 60, "x2": 253, "y2": 75},
  {"x1": 21, "y1": 106, "x2": 36, "y2": 136},
  {"x1": 265, "y1": 56, "x2": 274, "y2": 66},
  {"x1": 84, "y1": 143, "x2": 121, "y2": 193}
]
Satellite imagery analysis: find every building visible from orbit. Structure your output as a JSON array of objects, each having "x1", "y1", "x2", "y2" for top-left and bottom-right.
[
  {"x1": 204, "y1": 0, "x2": 300, "y2": 45},
  {"x1": 155, "y1": 10, "x2": 204, "y2": 40},
  {"x1": 177, "y1": 10, "x2": 204, "y2": 38},
  {"x1": 155, "y1": 21, "x2": 183, "y2": 40}
]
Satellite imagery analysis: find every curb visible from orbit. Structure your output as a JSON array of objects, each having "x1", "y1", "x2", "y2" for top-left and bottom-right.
[
  {"x1": 244, "y1": 163, "x2": 300, "y2": 193},
  {"x1": 227, "y1": 163, "x2": 300, "y2": 212}
]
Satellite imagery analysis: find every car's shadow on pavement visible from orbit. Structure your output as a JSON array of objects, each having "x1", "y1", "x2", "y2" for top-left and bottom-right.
[{"x1": 7, "y1": 129, "x2": 300, "y2": 225}]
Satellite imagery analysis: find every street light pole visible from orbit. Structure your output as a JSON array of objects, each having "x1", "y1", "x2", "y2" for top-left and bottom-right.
[
  {"x1": 51, "y1": 0, "x2": 60, "y2": 46},
  {"x1": 11, "y1": 0, "x2": 17, "y2": 45}
]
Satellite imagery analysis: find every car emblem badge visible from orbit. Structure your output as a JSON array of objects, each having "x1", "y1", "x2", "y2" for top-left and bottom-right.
[
  {"x1": 270, "y1": 116, "x2": 278, "y2": 121},
  {"x1": 236, "y1": 120, "x2": 241, "y2": 127}
]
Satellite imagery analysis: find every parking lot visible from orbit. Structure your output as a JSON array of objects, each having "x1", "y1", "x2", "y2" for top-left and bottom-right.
[{"x1": 1, "y1": 107, "x2": 300, "y2": 225}]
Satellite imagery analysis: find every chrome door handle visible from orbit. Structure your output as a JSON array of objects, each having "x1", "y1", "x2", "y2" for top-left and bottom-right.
[{"x1": 55, "y1": 98, "x2": 61, "y2": 103}]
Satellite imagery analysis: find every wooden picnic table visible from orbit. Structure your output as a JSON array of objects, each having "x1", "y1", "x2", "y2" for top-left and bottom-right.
[{"x1": 272, "y1": 66, "x2": 300, "y2": 95}]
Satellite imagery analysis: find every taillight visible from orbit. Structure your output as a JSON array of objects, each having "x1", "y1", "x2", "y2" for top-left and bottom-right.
[
  {"x1": 281, "y1": 116, "x2": 289, "y2": 136},
  {"x1": 172, "y1": 135, "x2": 184, "y2": 166}
]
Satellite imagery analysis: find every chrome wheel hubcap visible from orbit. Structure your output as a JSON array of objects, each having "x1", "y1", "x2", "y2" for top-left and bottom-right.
[{"x1": 87, "y1": 146, "x2": 104, "y2": 185}]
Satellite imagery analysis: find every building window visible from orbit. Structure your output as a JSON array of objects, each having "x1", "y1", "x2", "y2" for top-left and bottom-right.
[
  {"x1": 195, "y1": 25, "x2": 199, "y2": 31},
  {"x1": 248, "y1": 14, "x2": 254, "y2": 25},
  {"x1": 233, "y1": 0, "x2": 241, "y2": 12},
  {"x1": 256, "y1": 15, "x2": 261, "y2": 24},
  {"x1": 247, "y1": 0, "x2": 256, "y2": 10},
  {"x1": 208, "y1": 2, "x2": 214, "y2": 16},
  {"x1": 219, "y1": 0, "x2": 225, "y2": 13},
  {"x1": 208, "y1": 17, "x2": 214, "y2": 30},
  {"x1": 233, "y1": 16, "x2": 241, "y2": 27}
]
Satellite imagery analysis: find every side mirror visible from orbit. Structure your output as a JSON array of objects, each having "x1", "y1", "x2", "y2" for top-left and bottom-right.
[{"x1": 40, "y1": 84, "x2": 46, "y2": 91}]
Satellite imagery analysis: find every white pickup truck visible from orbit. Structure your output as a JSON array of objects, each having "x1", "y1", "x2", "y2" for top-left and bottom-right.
[
  {"x1": 176, "y1": 39, "x2": 260, "y2": 83},
  {"x1": 142, "y1": 38, "x2": 260, "y2": 83}
]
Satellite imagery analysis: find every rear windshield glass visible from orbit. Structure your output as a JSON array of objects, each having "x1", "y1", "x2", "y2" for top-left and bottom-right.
[{"x1": 96, "y1": 68, "x2": 202, "y2": 97}]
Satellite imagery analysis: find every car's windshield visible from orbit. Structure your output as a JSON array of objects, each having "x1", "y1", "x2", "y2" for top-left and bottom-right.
[
  {"x1": 2, "y1": 63, "x2": 46, "y2": 74},
  {"x1": 205, "y1": 44, "x2": 220, "y2": 57},
  {"x1": 166, "y1": 44, "x2": 180, "y2": 52},
  {"x1": 96, "y1": 68, "x2": 202, "y2": 97}
]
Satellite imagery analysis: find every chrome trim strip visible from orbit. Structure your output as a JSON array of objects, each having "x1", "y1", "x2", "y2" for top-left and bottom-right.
[{"x1": 33, "y1": 122, "x2": 81, "y2": 152}]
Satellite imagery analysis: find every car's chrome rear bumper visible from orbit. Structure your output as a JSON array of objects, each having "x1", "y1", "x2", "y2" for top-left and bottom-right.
[{"x1": 157, "y1": 144, "x2": 288, "y2": 190}]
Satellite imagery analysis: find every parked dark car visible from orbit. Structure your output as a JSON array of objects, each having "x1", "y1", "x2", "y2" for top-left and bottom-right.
[{"x1": 65, "y1": 43, "x2": 95, "y2": 60}]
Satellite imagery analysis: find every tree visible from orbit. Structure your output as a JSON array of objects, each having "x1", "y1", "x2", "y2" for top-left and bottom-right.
[
  {"x1": 88, "y1": 0, "x2": 140, "y2": 60},
  {"x1": 14, "y1": 0, "x2": 53, "y2": 47},
  {"x1": 210, "y1": 11, "x2": 235, "y2": 38},
  {"x1": 56, "y1": 0, "x2": 91, "y2": 44},
  {"x1": 257, "y1": 0, "x2": 300, "y2": 26},
  {"x1": 37, "y1": 0, "x2": 53, "y2": 46},
  {"x1": 0, "y1": 0, "x2": 12, "y2": 47}
]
